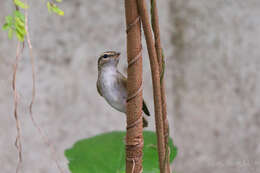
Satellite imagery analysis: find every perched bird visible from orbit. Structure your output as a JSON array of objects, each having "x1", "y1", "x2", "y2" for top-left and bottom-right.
[{"x1": 96, "y1": 51, "x2": 150, "y2": 127}]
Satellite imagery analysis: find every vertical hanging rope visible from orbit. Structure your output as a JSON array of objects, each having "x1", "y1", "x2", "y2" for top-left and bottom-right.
[
  {"x1": 13, "y1": 5, "x2": 24, "y2": 173},
  {"x1": 125, "y1": 0, "x2": 144, "y2": 172},
  {"x1": 13, "y1": 41, "x2": 24, "y2": 173},
  {"x1": 137, "y1": 0, "x2": 167, "y2": 172},
  {"x1": 150, "y1": 0, "x2": 171, "y2": 172},
  {"x1": 24, "y1": 3, "x2": 64, "y2": 172},
  {"x1": 11, "y1": 2, "x2": 64, "y2": 173}
]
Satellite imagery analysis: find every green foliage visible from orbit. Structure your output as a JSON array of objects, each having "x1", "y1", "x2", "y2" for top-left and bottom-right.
[
  {"x1": 47, "y1": 2, "x2": 64, "y2": 16},
  {"x1": 2, "y1": 0, "x2": 64, "y2": 41},
  {"x1": 2, "y1": 11, "x2": 26, "y2": 42},
  {"x1": 14, "y1": 0, "x2": 29, "y2": 9},
  {"x1": 65, "y1": 131, "x2": 177, "y2": 173}
]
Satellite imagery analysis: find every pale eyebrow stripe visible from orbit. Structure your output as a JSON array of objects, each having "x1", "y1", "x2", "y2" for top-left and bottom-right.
[{"x1": 102, "y1": 52, "x2": 115, "y2": 57}]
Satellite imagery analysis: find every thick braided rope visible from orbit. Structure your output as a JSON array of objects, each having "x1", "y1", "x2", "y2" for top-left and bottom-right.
[
  {"x1": 126, "y1": 15, "x2": 143, "y2": 127},
  {"x1": 126, "y1": 141, "x2": 144, "y2": 173},
  {"x1": 125, "y1": 15, "x2": 144, "y2": 172}
]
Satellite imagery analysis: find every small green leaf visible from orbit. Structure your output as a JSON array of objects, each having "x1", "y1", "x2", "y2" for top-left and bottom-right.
[
  {"x1": 3, "y1": 10, "x2": 26, "y2": 41},
  {"x1": 16, "y1": 30, "x2": 24, "y2": 42},
  {"x1": 14, "y1": 11, "x2": 25, "y2": 22},
  {"x1": 2, "y1": 23, "x2": 9, "y2": 31},
  {"x1": 8, "y1": 29, "x2": 13, "y2": 39},
  {"x1": 5, "y1": 16, "x2": 13, "y2": 24},
  {"x1": 51, "y1": 5, "x2": 64, "y2": 16},
  {"x1": 15, "y1": 17, "x2": 25, "y2": 28},
  {"x1": 47, "y1": 2, "x2": 64, "y2": 16},
  {"x1": 14, "y1": 0, "x2": 29, "y2": 9},
  {"x1": 56, "y1": 0, "x2": 62, "y2": 2},
  {"x1": 15, "y1": 23, "x2": 26, "y2": 36}
]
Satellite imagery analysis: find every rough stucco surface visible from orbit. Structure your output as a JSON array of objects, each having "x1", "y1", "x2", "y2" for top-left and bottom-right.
[{"x1": 0, "y1": 0, "x2": 259, "y2": 173}]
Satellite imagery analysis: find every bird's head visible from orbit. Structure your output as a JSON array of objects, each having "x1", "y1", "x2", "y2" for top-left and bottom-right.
[{"x1": 98, "y1": 51, "x2": 121, "y2": 70}]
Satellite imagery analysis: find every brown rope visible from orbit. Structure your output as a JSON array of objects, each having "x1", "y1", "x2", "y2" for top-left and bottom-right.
[
  {"x1": 13, "y1": 41, "x2": 24, "y2": 173},
  {"x1": 126, "y1": 141, "x2": 144, "y2": 173},
  {"x1": 126, "y1": 81, "x2": 143, "y2": 102},
  {"x1": 126, "y1": 157, "x2": 143, "y2": 173},
  {"x1": 126, "y1": 115, "x2": 142, "y2": 130},
  {"x1": 125, "y1": 9, "x2": 143, "y2": 173},
  {"x1": 126, "y1": 158, "x2": 136, "y2": 173},
  {"x1": 128, "y1": 48, "x2": 142, "y2": 67},
  {"x1": 126, "y1": 140, "x2": 144, "y2": 150},
  {"x1": 137, "y1": 0, "x2": 168, "y2": 172},
  {"x1": 127, "y1": 23, "x2": 143, "y2": 102},
  {"x1": 126, "y1": 15, "x2": 143, "y2": 103},
  {"x1": 126, "y1": 152, "x2": 143, "y2": 173},
  {"x1": 24, "y1": 5, "x2": 64, "y2": 173},
  {"x1": 126, "y1": 16, "x2": 140, "y2": 33}
]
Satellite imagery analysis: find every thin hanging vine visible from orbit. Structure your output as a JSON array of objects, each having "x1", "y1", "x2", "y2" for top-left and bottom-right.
[
  {"x1": 2, "y1": 0, "x2": 64, "y2": 173},
  {"x1": 150, "y1": 0, "x2": 171, "y2": 172}
]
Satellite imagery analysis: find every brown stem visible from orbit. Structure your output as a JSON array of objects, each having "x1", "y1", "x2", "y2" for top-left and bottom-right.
[
  {"x1": 151, "y1": 0, "x2": 170, "y2": 172},
  {"x1": 125, "y1": 0, "x2": 143, "y2": 173},
  {"x1": 13, "y1": 4, "x2": 24, "y2": 173},
  {"x1": 137, "y1": 0, "x2": 166, "y2": 172},
  {"x1": 13, "y1": 41, "x2": 24, "y2": 173},
  {"x1": 24, "y1": 4, "x2": 64, "y2": 173}
]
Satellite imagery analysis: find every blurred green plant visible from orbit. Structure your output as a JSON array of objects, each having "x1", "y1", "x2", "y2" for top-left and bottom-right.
[
  {"x1": 47, "y1": 1, "x2": 64, "y2": 16},
  {"x1": 14, "y1": 0, "x2": 29, "y2": 9},
  {"x1": 2, "y1": 11, "x2": 26, "y2": 41},
  {"x1": 2, "y1": 0, "x2": 64, "y2": 42},
  {"x1": 65, "y1": 131, "x2": 178, "y2": 173}
]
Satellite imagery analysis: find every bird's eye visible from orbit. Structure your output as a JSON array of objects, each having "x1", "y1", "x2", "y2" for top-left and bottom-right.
[{"x1": 103, "y1": 54, "x2": 108, "y2": 58}]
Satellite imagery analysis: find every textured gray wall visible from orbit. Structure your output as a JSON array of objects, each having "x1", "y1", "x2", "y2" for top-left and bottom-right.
[{"x1": 0, "y1": 0, "x2": 259, "y2": 173}]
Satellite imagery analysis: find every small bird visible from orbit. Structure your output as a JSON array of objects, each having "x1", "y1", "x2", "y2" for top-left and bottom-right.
[{"x1": 96, "y1": 51, "x2": 150, "y2": 127}]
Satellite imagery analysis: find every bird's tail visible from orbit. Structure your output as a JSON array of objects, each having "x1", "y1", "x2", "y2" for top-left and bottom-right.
[{"x1": 143, "y1": 117, "x2": 148, "y2": 128}]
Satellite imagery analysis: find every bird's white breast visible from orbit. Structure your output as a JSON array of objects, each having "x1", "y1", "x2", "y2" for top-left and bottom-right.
[{"x1": 98, "y1": 68, "x2": 126, "y2": 113}]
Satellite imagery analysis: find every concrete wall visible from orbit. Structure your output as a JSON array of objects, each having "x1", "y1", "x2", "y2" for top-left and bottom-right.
[{"x1": 0, "y1": 0, "x2": 259, "y2": 173}]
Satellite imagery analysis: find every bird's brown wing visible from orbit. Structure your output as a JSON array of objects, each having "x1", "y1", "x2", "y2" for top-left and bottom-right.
[
  {"x1": 96, "y1": 81, "x2": 103, "y2": 97},
  {"x1": 119, "y1": 72, "x2": 150, "y2": 116}
]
